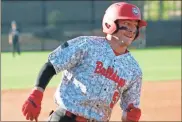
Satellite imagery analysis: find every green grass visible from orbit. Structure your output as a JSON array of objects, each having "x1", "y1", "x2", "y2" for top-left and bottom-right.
[
  {"x1": 130, "y1": 47, "x2": 181, "y2": 81},
  {"x1": 1, "y1": 52, "x2": 62, "y2": 90},
  {"x1": 1, "y1": 47, "x2": 181, "y2": 90}
]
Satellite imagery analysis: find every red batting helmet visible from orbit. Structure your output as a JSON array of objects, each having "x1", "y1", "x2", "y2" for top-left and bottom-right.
[{"x1": 102, "y1": 2, "x2": 147, "y2": 37}]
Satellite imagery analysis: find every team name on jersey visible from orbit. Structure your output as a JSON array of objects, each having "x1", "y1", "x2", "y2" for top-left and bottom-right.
[{"x1": 94, "y1": 61, "x2": 125, "y2": 88}]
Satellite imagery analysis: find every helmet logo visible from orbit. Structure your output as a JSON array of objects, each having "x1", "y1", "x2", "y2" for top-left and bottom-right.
[
  {"x1": 116, "y1": 3, "x2": 121, "y2": 6},
  {"x1": 132, "y1": 7, "x2": 139, "y2": 16}
]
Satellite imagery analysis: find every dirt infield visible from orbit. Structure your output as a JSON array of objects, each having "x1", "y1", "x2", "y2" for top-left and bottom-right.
[{"x1": 1, "y1": 80, "x2": 181, "y2": 121}]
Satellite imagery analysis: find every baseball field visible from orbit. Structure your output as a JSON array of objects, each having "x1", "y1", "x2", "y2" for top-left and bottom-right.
[{"x1": 1, "y1": 47, "x2": 181, "y2": 121}]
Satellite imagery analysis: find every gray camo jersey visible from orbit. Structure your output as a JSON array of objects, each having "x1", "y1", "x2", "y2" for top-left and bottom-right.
[{"x1": 48, "y1": 36, "x2": 142, "y2": 121}]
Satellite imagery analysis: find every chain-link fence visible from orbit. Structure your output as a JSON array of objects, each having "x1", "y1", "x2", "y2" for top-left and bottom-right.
[{"x1": 1, "y1": 1, "x2": 181, "y2": 52}]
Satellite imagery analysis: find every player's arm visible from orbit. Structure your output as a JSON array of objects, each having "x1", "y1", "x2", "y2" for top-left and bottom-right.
[
  {"x1": 120, "y1": 75, "x2": 142, "y2": 122},
  {"x1": 8, "y1": 33, "x2": 12, "y2": 44},
  {"x1": 35, "y1": 36, "x2": 86, "y2": 91},
  {"x1": 22, "y1": 36, "x2": 86, "y2": 121},
  {"x1": 34, "y1": 61, "x2": 56, "y2": 92}
]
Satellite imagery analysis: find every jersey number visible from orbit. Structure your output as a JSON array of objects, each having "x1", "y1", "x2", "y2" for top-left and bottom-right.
[{"x1": 110, "y1": 90, "x2": 120, "y2": 109}]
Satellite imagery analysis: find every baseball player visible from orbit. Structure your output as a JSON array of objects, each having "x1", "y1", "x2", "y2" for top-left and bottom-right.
[
  {"x1": 8, "y1": 20, "x2": 21, "y2": 57},
  {"x1": 22, "y1": 2, "x2": 147, "y2": 122}
]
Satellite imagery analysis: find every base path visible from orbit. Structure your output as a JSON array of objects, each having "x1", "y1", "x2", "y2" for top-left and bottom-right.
[{"x1": 1, "y1": 80, "x2": 181, "y2": 121}]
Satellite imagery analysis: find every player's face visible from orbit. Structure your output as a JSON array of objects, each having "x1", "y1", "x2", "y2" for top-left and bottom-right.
[
  {"x1": 12, "y1": 23, "x2": 17, "y2": 29},
  {"x1": 113, "y1": 20, "x2": 138, "y2": 46}
]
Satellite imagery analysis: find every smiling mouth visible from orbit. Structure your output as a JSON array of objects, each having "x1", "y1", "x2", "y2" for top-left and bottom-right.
[{"x1": 124, "y1": 33, "x2": 133, "y2": 38}]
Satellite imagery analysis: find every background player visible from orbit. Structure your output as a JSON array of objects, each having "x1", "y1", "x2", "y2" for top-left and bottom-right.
[
  {"x1": 22, "y1": 2, "x2": 147, "y2": 122},
  {"x1": 8, "y1": 20, "x2": 21, "y2": 57}
]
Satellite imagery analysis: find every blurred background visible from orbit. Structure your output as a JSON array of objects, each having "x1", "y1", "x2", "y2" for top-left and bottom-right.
[{"x1": 1, "y1": 0, "x2": 181, "y2": 52}]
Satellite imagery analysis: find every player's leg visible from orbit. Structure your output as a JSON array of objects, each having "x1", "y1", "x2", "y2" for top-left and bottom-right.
[
  {"x1": 12, "y1": 41, "x2": 16, "y2": 57},
  {"x1": 47, "y1": 107, "x2": 74, "y2": 122},
  {"x1": 16, "y1": 41, "x2": 21, "y2": 55}
]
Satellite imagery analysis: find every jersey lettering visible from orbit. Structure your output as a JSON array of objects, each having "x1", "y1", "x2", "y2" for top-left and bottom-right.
[{"x1": 94, "y1": 61, "x2": 125, "y2": 88}]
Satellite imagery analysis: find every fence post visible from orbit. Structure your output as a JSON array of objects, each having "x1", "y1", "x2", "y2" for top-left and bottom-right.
[
  {"x1": 159, "y1": 0, "x2": 163, "y2": 20},
  {"x1": 91, "y1": 0, "x2": 95, "y2": 35},
  {"x1": 41, "y1": 1, "x2": 47, "y2": 51}
]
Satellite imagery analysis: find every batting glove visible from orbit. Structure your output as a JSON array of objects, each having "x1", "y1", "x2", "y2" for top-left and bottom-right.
[
  {"x1": 126, "y1": 103, "x2": 141, "y2": 122},
  {"x1": 22, "y1": 89, "x2": 43, "y2": 121}
]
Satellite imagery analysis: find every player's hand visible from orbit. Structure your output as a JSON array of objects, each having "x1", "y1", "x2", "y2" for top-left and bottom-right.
[
  {"x1": 126, "y1": 103, "x2": 141, "y2": 122},
  {"x1": 22, "y1": 89, "x2": 43, "y2": 121}
]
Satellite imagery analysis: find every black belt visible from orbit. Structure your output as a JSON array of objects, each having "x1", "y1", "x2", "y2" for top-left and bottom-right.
[{"x1": 65, "y1": 110, "x2": 97, "y2": 122}]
